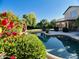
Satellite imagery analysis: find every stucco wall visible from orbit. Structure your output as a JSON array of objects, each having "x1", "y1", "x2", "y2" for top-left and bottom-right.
[
  {"x1": 64, "y1": 7, "x2": 79, "y2": 20},
  {"x1": 56, "y1": 21, "x2": 66, "y2": 29}
]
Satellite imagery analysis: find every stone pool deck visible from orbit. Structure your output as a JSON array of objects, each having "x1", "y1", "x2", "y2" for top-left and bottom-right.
[
  {"x1": 47, "y1": 52, "x2": 63, "y2": 59},
  {"x1": 43, "y1": 31, "x2": 79, "y2": 40}
]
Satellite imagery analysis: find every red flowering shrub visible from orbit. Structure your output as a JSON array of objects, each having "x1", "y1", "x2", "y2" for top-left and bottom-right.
[
  {"x1": 0, "y1": 12, "x2": 24, "y2": 58},
  {"x1": 6, "y1": 32, "x2": 11, "y2": 36},
  {"x1": 12, "y1": 32, "x2": 17, "y2": 36},
  {"x1": 8, "y1": 21, "x2": 14, "y2": 29},
  {"x1": 10, "y1": 55, "x2": 16, "y2": 59},
  {"x1": 1, "y1": 19, "x2": 16, "y2": 37},
  {"x1": 2, "y1": 18, "x2": 9, "y2": 26},
  {"x1": 1, "y1": 12, "x2": 7, "y2": 16},
  {"x1": 0, "y1": 12, "x2": 24, "y2": 37}
]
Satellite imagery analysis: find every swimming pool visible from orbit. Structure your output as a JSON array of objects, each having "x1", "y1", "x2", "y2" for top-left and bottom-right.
[{"x1": 36, "y1": 33, "x2": 79, "y2": 59}]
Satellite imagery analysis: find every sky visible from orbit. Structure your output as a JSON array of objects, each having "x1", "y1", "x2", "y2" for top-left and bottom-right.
[{"x1": 0, "y1": 0, "x2": 79, "y2": 22}]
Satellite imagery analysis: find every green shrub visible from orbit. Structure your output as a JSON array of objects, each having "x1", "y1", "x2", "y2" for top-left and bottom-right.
[
  {"x1": 15, "y1": 34, "x2": 46, "y2": 59},
  {"x1": 0, "y1": 36, "x2": 17, "y2": 56},
  {"x1": 0, "y1": 34, "x2": 46, "y2": 59},
  {"x1": 0, "y1": 38, "x2": 5, "y2": 53},
  {"x1": 63, "y1": 27, "x2": 69, "y2": 32}
]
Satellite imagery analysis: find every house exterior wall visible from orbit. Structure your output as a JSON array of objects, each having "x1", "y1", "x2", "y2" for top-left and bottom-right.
[
  {"x1": 56, "y1": 20, "x2": 76, "y2": 30},
  {"x1": 56, "y1": 22, "x2": 66, "y2": 28},
  {"x1": 56, "y1": 6, "x2": 79, "y2": 31},
  {"x1": 64, "y1": 7, "x2": 79, "y2": 20}
]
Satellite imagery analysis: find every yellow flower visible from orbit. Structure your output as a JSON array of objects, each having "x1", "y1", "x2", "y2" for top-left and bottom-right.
[{"x1": 0, "y1": 27, "x2": 2, "y2": 33}]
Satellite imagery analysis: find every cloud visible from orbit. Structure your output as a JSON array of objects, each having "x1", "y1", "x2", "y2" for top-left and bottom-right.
[{"x1": 69, "y1": 0, "x2": 79, "y2": 5}]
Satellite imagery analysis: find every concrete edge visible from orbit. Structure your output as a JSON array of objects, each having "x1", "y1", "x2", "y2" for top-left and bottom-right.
[{"x1": 47, "y1": 52, "x2": 63, "y2": 59}]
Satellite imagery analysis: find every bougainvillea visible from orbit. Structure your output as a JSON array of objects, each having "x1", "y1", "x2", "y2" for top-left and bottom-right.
[
  {"x1": 1, "y1": 18, "x2": 15, "y2": 37},
  {"x1": 0, "y1": 12, "x2": 26, "y2": 37},
  {"x1": 0, "y1": 12, "x2": 27, "y2": 59},
  {"x1": 12, "y1": 32, "x2": 17, "y2": 36},
  {"x1": 2, "y1": 18, "x2": 9, "y2": 26},
  {"x1": 1, "y1": 12, "x2": 7, "y2": 16},
  {"x1": 10, "y1": 55, "x2": 16, "y2": 59}
]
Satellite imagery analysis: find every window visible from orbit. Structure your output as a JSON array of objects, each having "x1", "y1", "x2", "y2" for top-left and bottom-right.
[{"x1": 71, "y1": 10, "x2": 77, "y2": 17}]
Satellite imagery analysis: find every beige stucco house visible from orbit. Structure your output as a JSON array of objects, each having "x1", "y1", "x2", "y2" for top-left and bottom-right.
[{"x1": 56, "y1": 6, "x2": 79, "y2": 31}]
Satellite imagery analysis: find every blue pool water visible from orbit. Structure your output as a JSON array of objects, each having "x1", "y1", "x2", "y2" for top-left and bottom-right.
[{"x1": 36, "y1": 33, "x2": 79, "y2": 59}]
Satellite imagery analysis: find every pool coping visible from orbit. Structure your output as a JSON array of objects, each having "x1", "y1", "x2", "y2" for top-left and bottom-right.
[
  {"x1": 47, "y1": 52, "x2": 63, "y2": 59},
  {"x1": 42, "y1": 31, "x2": 79, "y2": 41}
]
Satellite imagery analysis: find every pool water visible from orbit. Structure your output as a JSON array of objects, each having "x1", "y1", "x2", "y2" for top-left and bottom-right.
[{"x1": 36, "y1": 33, "x2": 79, "y2": 59}]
